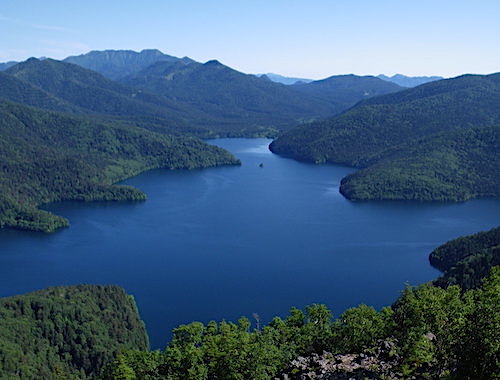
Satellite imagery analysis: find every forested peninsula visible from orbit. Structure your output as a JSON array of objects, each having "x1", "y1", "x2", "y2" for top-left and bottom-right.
[
  {"x1": 0, "y1": 100, "x2": 239, "y2": 232},
  {"x1": 0, "y1": 229, "x2": 498, "y2": 379},
  {"x1": 270, "y1": 73, "x2": 500, "y2": 201}
]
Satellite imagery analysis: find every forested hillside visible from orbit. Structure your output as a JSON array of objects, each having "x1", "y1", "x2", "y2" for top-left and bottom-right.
[
  {"x1": 3, "y1": 58, "x2": 209, "y2": 135},
  {"x1": 0, "y1": 285, "x2": 148, "y2": 379},
  {"x1": 338, "y1": 125, "x2": 499, "y2": 201},
  {"x1": 120, "y1": 58, "x2": 403, "y2": 133},
  {"x1": 0, "y1": 100, "x2": 239, "y2": 232},
  {"x1": 430, "y1": 227, "x2": 500, "y2": 291},
  {"x1": 0, "y1": 71, "x2": 82, "y2": 113},
  {"x1": 121, "y1": 59, "x2": 336, "y2": 133},
  {"x1": 270, "y1": 73, "x2": 500, "y2": 201}
]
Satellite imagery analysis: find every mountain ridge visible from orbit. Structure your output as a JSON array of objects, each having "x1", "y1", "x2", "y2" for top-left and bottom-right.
[
  {"x1": 4, "y1": 56, "x2": 402, "y2": 138},
  {"x1": 121, "y1": 58, "x2": 404, "y2": 132},
  {"x1": 2, "y1": 50, "x2": 407, "y2": 137},
  {"x1": 63, "y1": 48, "x2": 193, "y2": 80},
  {"x1": 291, "y1": 74, "x2": 403, "y2": 114},
  {"x1": 377, "y1": 73, "x2": 443, "y2": 87},
  {"x1": 258, "y1": 72, "x2": 313, "y2": 85},
  {"x1": 2, "y1": 57, "x2": 214, "y2": 135}
]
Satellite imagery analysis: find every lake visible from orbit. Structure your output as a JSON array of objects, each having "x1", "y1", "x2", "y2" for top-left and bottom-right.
[{"x1": 1, "y1": 138, "x2": 499, "y2": 349}]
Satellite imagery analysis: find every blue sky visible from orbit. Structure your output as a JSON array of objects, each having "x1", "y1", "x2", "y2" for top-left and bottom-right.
[{"x1": 1, "y1": 0, "x2": 499, "y2": 79}]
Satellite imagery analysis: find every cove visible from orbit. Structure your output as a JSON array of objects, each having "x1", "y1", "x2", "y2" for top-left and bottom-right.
[{"x1": 1, "y1": 138, "x2": 499, "y2": 349}]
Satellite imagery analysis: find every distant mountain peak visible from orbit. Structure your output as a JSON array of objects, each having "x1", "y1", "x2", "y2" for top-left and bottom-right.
[
  {"x1": 0, "y1": 61, "x2": 18, "y2": 71},
  {"x1": 63, "y1": 49, "x2": 192, "y2": 80},
  {"x1": 139, "y1": 48, "x2": 164, "y2": 54},
  {"x1": 204, "y1": 59, "x2": 222, "y2": 66},
  {"x1": 258, "y1": 73, "x2": 313, "y2": 85},
  {"x1": 377, "y1": 74, "x2": 443, "y2": 87}
]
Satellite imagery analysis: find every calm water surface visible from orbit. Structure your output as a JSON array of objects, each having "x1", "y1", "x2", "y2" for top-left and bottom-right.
[{"x1": 1, "y1": 138, "x2": 499, "y2": 349}]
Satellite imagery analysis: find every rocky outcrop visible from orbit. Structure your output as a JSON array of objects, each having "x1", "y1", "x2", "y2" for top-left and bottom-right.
[{"x1": 276, "y1": 340, "x2": 401, "y2": 380}]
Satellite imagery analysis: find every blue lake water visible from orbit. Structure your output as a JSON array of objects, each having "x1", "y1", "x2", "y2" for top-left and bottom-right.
[{"x1": 1, "y1": 138, "x2": 499, "y2": 349}]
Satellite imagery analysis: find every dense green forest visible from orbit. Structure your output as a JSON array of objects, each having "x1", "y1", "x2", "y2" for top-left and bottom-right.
[
  {"x1": 339, "y1": 125, "x2": 499, "y2": 201},
  {"x1": 0, "y1": 71, "x2": 82, "y2": 113},
  {"x1": 0, "y1": 285, "x2": 148, "y2": 379},
  {"x1": 0, "y1": 100, "x2": 239, "y2": 232},
  {"x1": 270, "y1": 73, "x2": 500, "y2": 201},
  {"x1": 430, "y1": 227, "x2": 500, "y2": 291}
]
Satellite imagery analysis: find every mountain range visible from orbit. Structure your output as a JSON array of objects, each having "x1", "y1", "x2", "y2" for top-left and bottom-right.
[
  {"x1": 1, "y1": 51, "x2": 404, "y2": 137},
  {"x1": 120, "y1": 58, "x2": 403, "y2": 132},
  {"x1": 260, "y1": 72, "x2": 442, "y2": 88},
  {"x1": 1, "y1": 51, "x2": 444, "y2": 89}
]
